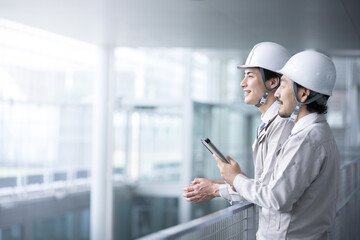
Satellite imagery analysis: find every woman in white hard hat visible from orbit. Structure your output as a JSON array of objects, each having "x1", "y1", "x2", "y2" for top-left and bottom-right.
[
  {"x1": 215, "y1": 50, "x2": 340, "y2": 240},
  {"x1": 183, "y1": 42, "x2": 293, "y2": 222}
]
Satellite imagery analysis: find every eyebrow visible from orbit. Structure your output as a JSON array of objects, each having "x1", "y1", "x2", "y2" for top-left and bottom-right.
[
  {"x1": 244, "y1": 71, "x2": 254, "y2": 75},
  {"x1": 280, "y1": 77, "x2": 288, "y2": 84}
]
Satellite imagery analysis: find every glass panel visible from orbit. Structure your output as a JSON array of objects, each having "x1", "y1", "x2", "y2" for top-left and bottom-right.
[
  {"x1": 225, "y1": 59, "x2": 243, "y2": 103},
  {"x1": 131, "y1": 196, "x2": 178, "y2": 239},
  {"x1": 114, "y1": 48, "x2": 187, "y2": 101},
  {"x1": 327, "y1": 89, "x2": 346, "y2": 129},
  {"x1": 191, "y1": 52, "x2": 214, "y2": 102},
  {"x1": 114, "y1": 107, "x2": 182, "y2": 182},
  {"x1": 0, "y1": 19, "x2": 98, "y2": 193},
  {"x1": 33, "y1": 209, "x2": 90, "y2": 240},
  {"x1": 114, "y1": 47, "x2": 189, "y2": 181},
  {"x1": 137, "y1": 108, "x2": 182, "y2": 182},
  {"x1": 330, "y1": 57, "x2": 355, "y2": 156},
  {"x1": 193, "y1": 103, "x2": 257, "y2": 180},
  {"x1": 0, "y1": 225, "x2": 24, "y2": 240},
  {"x1": 113, "y1": 48, "x2": 259, "y2": 186},
  {"x1": 113, "y1": 111, "x2": 128, "y2": 175}
]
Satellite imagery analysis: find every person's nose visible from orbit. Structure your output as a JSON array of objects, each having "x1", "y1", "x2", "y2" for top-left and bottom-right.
[
  {"x1": 274, "y1": 87, "x2": 280, "y2": 99},
  {"x1": 240, "y1": 77, "x2": 247, "y2": 88}
]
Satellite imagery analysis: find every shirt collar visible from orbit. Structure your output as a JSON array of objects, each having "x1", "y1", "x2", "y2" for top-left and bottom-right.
[
  {"x1": 261, "y1": 101, "x2": 279, "y2": 124},
  {"x1": 291, "y1": 113, "x2": 326, "y2": 135}
]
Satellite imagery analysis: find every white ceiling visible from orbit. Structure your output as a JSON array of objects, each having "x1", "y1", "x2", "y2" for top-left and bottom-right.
[{"x1": 0, "y1": 0, "x2": 360, "y2": 55}]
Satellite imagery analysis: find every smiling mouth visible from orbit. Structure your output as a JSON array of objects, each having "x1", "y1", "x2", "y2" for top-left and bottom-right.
[{"x1": 244, "y1": 90, "x2": 251, "y2": 96}]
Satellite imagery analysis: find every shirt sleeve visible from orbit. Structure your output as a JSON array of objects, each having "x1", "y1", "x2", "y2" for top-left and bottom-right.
[
  {"x1": 233, "y1": 137, "x2": 326, "y2": 212},
  {"x1": 219, "y1": 183, "x2": 246, "y2": 204}
]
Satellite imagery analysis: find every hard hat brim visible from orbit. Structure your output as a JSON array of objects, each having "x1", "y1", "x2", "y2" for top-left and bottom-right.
[
  {"x1": 237, "y1": 64, "x2": 259, "y2": 69},
  {"x1": 275, "y1": 69, "x2": 285, "y2": 76}
]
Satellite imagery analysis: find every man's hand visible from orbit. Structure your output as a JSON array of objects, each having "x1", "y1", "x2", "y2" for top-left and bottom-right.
[
  {"x1": 183, "y1": 178, "x2": 224, "y2": 204},
  {"x1": 214, "y1": 154, "x2": 247, "y2": 187}
]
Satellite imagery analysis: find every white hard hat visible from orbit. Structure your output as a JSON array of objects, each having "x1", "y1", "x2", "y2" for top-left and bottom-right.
[
  {"x1": 238, "y1": 42, "x2": 291, "y2": 72},
  {"x1": 278, "y1": 50, "x2": 336, "y2": 96},
  {"x1": 238, "y1": 42, "x2": 291, "y2": 107}
]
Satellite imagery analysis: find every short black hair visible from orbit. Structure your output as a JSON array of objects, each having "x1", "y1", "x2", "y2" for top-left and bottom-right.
[
  {"x1": 295, "y1": 83, "x2": 330, "y2": 114},
  {"x1": 260, "y1": 68, "x2": 282, "y2": 90},
  {"x1": 262, "y1": 68, "x2": 282, "y2": 81}
]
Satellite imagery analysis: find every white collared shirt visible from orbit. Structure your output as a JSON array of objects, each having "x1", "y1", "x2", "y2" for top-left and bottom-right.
[
  {"x1": 290, "y1": 112, "x2": 318, "y2": 135},
  {"x1": 261, "y1": 101, "x2": 279, "y2": 126},
  {"x1": 233, "y1": 114, "x2": 340, "y2": 239}
]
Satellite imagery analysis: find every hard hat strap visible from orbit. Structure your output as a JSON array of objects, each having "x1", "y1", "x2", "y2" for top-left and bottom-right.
[
  {"x1": 255, "y1": 68, "x2": 280, "y2": 108},
  {"x1": 288, "y1": 82, "x2": 324, "y2": 123},
  {"x1": 289, "y1": 102, "x2": 302, "y2": 123}
]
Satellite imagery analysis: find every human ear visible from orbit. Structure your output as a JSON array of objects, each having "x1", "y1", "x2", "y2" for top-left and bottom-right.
[
  {"x1": 266, "y1": 77, "x2": 280, "y2": 90},
  {"x1": 299, "y1": 88, "x2": 311, "y2": 103}
]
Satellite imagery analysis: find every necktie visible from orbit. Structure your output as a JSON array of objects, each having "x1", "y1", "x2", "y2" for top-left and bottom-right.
[{"x1": 257, "y1": 121, "x2": 266, "y2": 138}]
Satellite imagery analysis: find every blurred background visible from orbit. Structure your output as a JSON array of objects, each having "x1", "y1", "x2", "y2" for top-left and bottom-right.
[{"x1": 0, "y1": 0, "x2": 359, "y2": 239}]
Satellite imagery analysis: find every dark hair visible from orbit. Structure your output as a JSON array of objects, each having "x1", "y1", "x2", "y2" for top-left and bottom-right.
[
  {"x1": 295, "y1": 83, "x2": 330, "y2": 114},
  {"x1": 260, "y1": 68, "x2": 282, "y2": 91},
  {"x1": 263, "y1": 68, "x2": 282, "y2": 81}
]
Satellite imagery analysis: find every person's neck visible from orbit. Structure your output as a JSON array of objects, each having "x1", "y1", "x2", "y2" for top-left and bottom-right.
[
  {"x1": 294, "y1": 105, "x2": 312, "y2": 123},
  {"x1": 258, "y1": 95, "x2": 276, "y2": 116}
]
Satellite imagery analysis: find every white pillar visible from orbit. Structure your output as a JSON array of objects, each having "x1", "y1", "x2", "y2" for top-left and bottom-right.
[
  {"x1": 91, "y1": 46, "x2": 114, "y2": 240},
  {"x1": 179, "y1": 50, "x2": 193, "y2": 223},
  {"x1": 345, "y1": 58, "x2": 358, "y2": 148}
]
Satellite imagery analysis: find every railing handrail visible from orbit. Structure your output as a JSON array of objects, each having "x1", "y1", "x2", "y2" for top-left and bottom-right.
[
  {"x1": 137, "y1": 201, "x2": 254, "y2": 240},
  {"x1": 137, "y1": 157, "x2": 360, "y2": 240}
]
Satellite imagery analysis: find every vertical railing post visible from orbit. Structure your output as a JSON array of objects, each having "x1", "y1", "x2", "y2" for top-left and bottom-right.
[
  {"x1": 252, "y1": 205, "x2": 257, "y2": 239},
  {"x1": 245, "y1": 204, "x2": 256, "y2": 240}
]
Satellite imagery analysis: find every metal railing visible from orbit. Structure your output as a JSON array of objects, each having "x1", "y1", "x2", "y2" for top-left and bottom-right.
[
  {"x1": 329, "y1": 158, "x2": 360, "y2": 240},
  {"x1": 137, "y1": 201, "x2": 258, "y2": 240},
  {"x1": 139, "y1": 156, "x2": 360, "y2": 240}
]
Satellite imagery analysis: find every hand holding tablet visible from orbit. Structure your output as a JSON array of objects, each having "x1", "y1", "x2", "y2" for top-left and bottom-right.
[{"x1": 201, "y1": 138, "x2": 229, "y2": 164}]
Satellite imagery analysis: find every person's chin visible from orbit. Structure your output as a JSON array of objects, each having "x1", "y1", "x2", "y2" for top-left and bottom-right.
[
  {"x1": 244, "y1": 97, "x2": 255, "y2": 105},
  {"x1": 278, "y1": 111, "x2": 290, "y2": 118}
]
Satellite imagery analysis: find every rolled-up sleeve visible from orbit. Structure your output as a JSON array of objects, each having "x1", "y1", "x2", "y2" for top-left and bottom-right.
[{"x1": 219, "y1": 183, "x2": 245, "y2": 204}]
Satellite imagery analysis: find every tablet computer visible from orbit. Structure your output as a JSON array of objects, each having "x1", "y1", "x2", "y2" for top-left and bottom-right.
[{"x1": 201, "y1": 138, "x2": 229, "y2": 164}]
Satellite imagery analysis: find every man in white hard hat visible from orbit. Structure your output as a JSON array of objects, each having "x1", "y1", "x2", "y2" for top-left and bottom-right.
[
  {"x1": 215, "y1": 50, "x2": 340, "y2": 239},
  {"x1": 183, "y1": 42, "x2": 293, "y2": 213}
]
